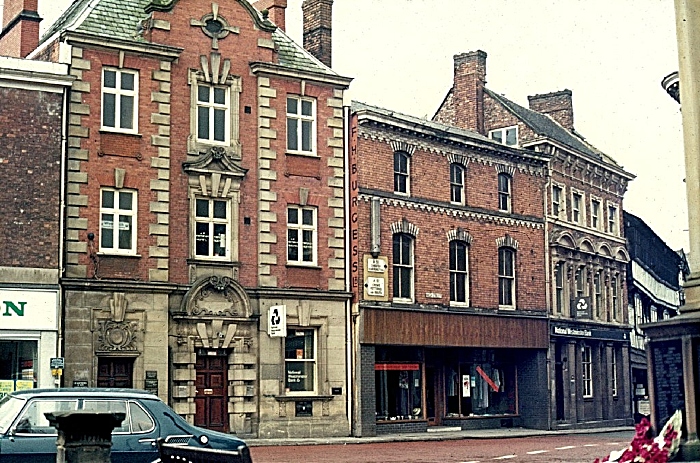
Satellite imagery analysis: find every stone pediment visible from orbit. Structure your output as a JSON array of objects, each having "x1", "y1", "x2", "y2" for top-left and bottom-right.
[{"x1": 180, "y1": 275, "x2": 252, "y2": 319}]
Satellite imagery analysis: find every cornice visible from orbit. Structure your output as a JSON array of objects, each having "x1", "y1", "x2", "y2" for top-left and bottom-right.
[
  {"x1": 249, "y1": 62, "x2": 352, "y2": 88},
  {"x1": 358, "y1": 191, "x2": 544, "y2": 230},
  {"x1": 62, "y1": 30, "x2": 183, "y2": 59}
]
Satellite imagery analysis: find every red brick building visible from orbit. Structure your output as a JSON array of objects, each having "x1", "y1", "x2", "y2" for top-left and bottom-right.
[
  {"x1": 1, "y1": 0, "x2": 352, "y2": 438},
  {"x1": 349, "y1": 101, "x2": 552, "y2": 435},
  {"x1": 0, "y1": 55, "x2": 72, "y2": 395},
  {"x1": 434, "y1": 50, "x2": 635, "y2": 429}
]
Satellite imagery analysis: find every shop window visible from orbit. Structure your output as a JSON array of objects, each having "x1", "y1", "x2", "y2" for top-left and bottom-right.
[
  {"x1": 0, "y1": 341, "x2": 38, "y2": 396},
  {"x1": 284, "y1": 329, "x2": 316, "y2": 394},
  {"x1": 446, "y1": 360, "x2": 515, "y2": 417},
  {"x1": 375, "y1": 363, "x2": 422, "y2": 421},
  {"x1": 611, "y1": 350, "x2": 618, "y2": 397}
]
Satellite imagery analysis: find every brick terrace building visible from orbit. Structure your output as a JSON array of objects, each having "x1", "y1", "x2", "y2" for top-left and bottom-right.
[
  {"x1": 434, "y1": 50, "x2": 636, "y2": 429},
  {"x1": 0, "y1": 55, "x2": 73, "y2": 393},
  {"x1": 349, "y1": 101, "x2": 552, "y2": 436},
  {"x1": 0, "y1": 0, "x2": 352, "y2": 438}
]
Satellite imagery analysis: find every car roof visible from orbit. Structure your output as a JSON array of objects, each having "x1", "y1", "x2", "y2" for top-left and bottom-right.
[{"x1": 9, "y1": 388, "x2": 159, "y2": 400}]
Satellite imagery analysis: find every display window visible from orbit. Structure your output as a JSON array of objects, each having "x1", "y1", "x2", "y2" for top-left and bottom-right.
[
  {"x1": 0, "y1": 341, "x2": 38, "y2": 397},
  {"x1": 375, "y1": 363, "x2": 423, "y2": 421},
  {"x1": 284, "y1": 329, "x2": 316, "y2": 394},
  {"x1": 445, "y1": 360, "x2": 516, "y2": 417}
]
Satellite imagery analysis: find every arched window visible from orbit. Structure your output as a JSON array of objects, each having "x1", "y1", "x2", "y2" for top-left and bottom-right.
[
  {"x1": 449, "y1": 240, "x2": 469, "y2": 304},
  {"x1": 393, "y1": 233, "x2": 414, "y2": 300},
  {"x1": 498, "y1": 247, "x2": 516, "y2": 308},
  {"x1": 394, "y1": 151, "x2": 410, "y2": 194},
  {"x1": 450, "y1": 163, "x2": 465, "y2": 204},
  {"x1": 498, "y1": 173, "x2": 511, "y2": 212}
]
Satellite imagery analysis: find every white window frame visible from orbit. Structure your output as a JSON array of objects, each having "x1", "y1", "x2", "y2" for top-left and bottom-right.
[
  {"x1": 101, "y1": 68, "x2": 138, "y2": 133},
  {"x1": 554, "y1": 262, "x2": 564, "y2": 314},
  {"x1": 590, "y1": 198, "x2": 601, "y2": 230},
  {"x1": 99, "y1": 188, "x2": 137, "y2": 255},
  {"x1": 287, "y1": 206, "x2": 318, "y2": 266},
  {"x1": 571, "y1": 191, "x2": 583, "y2": 224},
  {"x1": 287, "y1": 96, "x2": 317, "y2": 155},
  {"x1": 582, "y1": 345, "x2": 593, "y2": 398},
  {"x1": 607, "y1": 203, "x2": 619, "y2": 235},
  {"x1": 392, "y1": 233, "x2": 414, "y2": 302},
  {"x1": 552, "y1": 184, "x2": 564, "y2": 218},
  {"x1": 449, "y1": 240, "x2": 470, "y2": 306},
  {"x1": 196, "y1": 82, "x2": 230, "y2": 145},
  {"x1": 394, "y1": 151, "x2": 410, "y2": 195},
  {"x1": 284, "y1": 328, "x2": 317, "y2": 395},
  {"x1": 489, "y1": 126, "x2": 518, "y2": 146},
  {"x1": 193, "y1": 197, "x2": 231, "y2": 260},
  {"x1": 611, "y1": 275, "x2": 619, "y2": 321},
  {"x1": 611, "y1": 350, "x2": 618, "y2": 397},
  {"x1": 498, "y1": 247, "x2": 516, "y2": 309},
  {"x1": 450, "y1": 163, "x2": 465, "y2": 205},
  {"x1": 498, "y1": 173, "x2": 512, "y2": 212},
  {"x1": 594, "y1": 271, "x2": 602, "y2": 318}
]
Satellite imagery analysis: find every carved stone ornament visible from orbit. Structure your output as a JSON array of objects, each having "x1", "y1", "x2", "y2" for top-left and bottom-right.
[
  {"x1": 97, "y1": 320, "x2": 138, "y2": 351},
  {"x1": 191, "y1": 276, "x2": 243, "y2": 317}
]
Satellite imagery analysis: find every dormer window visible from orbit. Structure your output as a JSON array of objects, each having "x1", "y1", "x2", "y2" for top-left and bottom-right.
[{"x1": 489, "y1": 126, "x2": 518, "y2": 146}]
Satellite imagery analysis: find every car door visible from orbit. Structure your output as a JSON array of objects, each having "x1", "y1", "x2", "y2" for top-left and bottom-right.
[
  {"x1": 81, "y1": 399, "x2": 160, "y2": 463},
  {"x1": 0, "y1": 398, "x2": 78, "y2": 463}
]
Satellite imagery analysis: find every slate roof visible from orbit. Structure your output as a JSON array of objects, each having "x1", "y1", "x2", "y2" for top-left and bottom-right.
[
  {"x1": 39, "y1": 0, "x2": 337, "y2": 76},
  {"x1": 484, "y1": 88, "x2": 621, "y2": 167},
  {"x1": 352, "y1": 100, "x2": 494, "y2": 144}
]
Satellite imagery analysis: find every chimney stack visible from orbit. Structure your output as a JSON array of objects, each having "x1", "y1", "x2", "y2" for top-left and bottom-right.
[
  {"x1": 252, "y1": 0, "x2": 287, "y2": 32},
  {"x1": 0, "y1": 0, "x2": 41, "y2": 57},
  {"x1": 528, "y1": 90, "x2": 575, "y2": 131},
  {"x1": 452, "y1": 50, "x2": 487, "y2": 134},
  {"x1": 302, "y1": 0, "x2": 333, "y2": 68}
]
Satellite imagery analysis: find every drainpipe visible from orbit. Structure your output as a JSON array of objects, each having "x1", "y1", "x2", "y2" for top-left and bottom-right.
[{"x1": 543, "y1": 151, "x2": 553, "y2": 428}]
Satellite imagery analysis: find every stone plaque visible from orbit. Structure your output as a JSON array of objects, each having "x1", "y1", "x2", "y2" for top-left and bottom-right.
[{"x1": 650, "y1": 339, "x2": 685, "y2": 426}]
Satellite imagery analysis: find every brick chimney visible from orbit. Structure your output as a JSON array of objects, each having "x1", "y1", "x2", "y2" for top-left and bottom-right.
[
  {"x1": 252, "y1": 0, "x2": 287, "y2": 32},
  {"x1": 528, "y1": 90, "x2": 574, "y2": 131},
  {"x1": 452, "y1": 50, "x2": 487, "y2": 134},
  {"x1": 0, "y1": 0, "x2": 41, "y2": 57},
  {"x1": 302, "y1": 0, "x2": 332, "y2": 68}
]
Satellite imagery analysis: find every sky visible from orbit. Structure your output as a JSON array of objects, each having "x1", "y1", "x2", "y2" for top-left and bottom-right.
[{"x1": 4, "y1": 0, "x2": 688, "y2": 251}]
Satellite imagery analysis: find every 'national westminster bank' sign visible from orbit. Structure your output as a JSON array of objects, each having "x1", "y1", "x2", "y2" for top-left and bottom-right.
[{"x1": 0, "y1": 289, "x2": 57, "y2": 331}]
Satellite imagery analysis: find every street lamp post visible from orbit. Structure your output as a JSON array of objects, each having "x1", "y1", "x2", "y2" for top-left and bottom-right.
[{"x1": 643, "y1": 1, "x2": 700, "y2": 460}]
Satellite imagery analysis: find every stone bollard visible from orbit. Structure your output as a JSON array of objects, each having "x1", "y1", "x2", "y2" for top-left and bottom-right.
[{"x1": 44, "y1": 411, "x2": 125, "y2": 463}]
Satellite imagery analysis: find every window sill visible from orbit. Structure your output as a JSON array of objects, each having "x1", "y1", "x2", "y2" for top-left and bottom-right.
[
  {"x1": 99, "y1": 129, "x2": 142, "y2": 137},
  {"x1": 97, "y1": 252, "x2": 141, "y2": 258},
  {"x1": 274, "y1": 395, "x2": 334, "y2": 402},
  {"x1": 376, "y1": 418, "x2": 426, "y2": 423},
  {"x1": 498, "y1": 305, "x2": 516, "y2": 311},
  {"x1": 187, "y1": 258, "x2": 239, "y2": 267},
  {"x1": 285, "y1": 151, "x2": 320, "y2": 158},
  {"x1": 285, "y1": 263, "x2": 321, "y2": 269}
]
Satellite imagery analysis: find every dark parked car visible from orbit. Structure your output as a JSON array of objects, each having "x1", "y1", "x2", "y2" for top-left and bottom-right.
[{"x1": 0, "y1": 388, "x2": 252, "y2": 463}]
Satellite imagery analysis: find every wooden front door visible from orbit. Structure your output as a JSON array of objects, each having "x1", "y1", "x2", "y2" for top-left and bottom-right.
[
  {"x1": 97, "y1": 357, "x2": 133, "y2": 388},
  {"x1": 195, "y1": 352, "x2": 228, "y2": 432}
]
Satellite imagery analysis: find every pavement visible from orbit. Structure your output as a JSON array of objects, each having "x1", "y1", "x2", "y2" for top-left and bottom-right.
[{"x1": 245, "y1": 425, "x2": 635, "y2": 447}]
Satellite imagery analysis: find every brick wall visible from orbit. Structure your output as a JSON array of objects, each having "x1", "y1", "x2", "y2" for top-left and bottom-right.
[{"x1": 0, "y1": 87, "x2": 63, "y2": 268}]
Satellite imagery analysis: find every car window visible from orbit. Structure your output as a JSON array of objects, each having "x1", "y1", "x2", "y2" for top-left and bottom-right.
[
  {"x1": 129, "y1": 401, "x2": 155, "y2": 433},
  {"x1": 0, "y1": 396, "x2": 26, "y2": 432},
  {"x1": 15, "y1": 399, "x2": 78, "y2": 434},
  {"x1": 82, "y1": 400, "x2": 129, "y2": 432}
]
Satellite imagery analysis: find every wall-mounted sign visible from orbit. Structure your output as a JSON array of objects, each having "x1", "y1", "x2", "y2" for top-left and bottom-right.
[
  {"x1": 571, "y1": 296, "x2": 592, "y2": 319},
  {"x1": 0, "y1": 289, "x2": 58, "y2": 331},
  {"x1": 363, "y1": 255, "x2": 389, "y2": 301},
  {"x1": 268, "y1": 305, "x2": 287, "y2": 337}
]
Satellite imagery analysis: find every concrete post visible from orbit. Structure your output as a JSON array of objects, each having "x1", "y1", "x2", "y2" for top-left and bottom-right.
[{"x1": 45, "y1": 411, "x2": 125, "y2": 463}]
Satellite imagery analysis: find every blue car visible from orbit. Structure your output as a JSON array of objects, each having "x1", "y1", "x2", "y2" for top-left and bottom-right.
[{"x1": 0, "y1": 388, "x2": 252, "y2": 463}]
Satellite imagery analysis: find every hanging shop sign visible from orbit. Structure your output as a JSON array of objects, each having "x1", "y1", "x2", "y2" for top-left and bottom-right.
[{"x1": 268, "y1": 305, "x2": 287, "y2": 337}]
